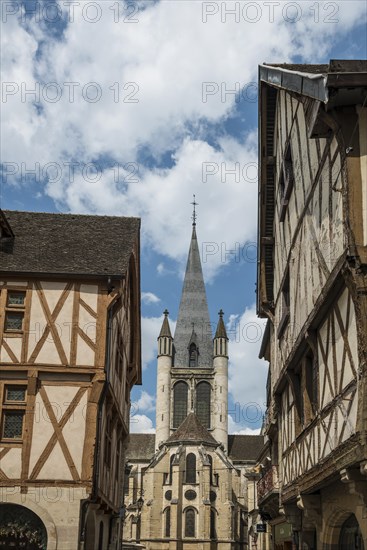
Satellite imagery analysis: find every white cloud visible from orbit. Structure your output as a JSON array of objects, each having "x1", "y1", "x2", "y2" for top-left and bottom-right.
[
  {"x1": 130, "y1": 414, "x2": 155, "y2": 434},
  {"x1": 141, "y1": 291, "x2": 160, "y2": 304},
  {"x1": 132, "y1": 390, "x2": 156, "y2": 414},
  {"x1": 228, "y1": 415, "x2": 261, "y2": 435},
  {"x1": 141, "y1": 314, "x2": 177, "y2": 369},
  {"x1": 228, "y1": 305, "x2": 268, "y2": 422},
  {"x1": 2, "y1": 0, "x2": 366, "y2": 279}
]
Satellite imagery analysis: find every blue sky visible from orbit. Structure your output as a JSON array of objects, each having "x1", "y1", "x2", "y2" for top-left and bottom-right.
[{"x1": 1, "y1": 0, "x2": 366, "y2": 434}]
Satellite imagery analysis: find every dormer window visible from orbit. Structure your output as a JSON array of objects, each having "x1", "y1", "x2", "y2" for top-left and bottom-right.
[{"x1": 189, "y1": 343, "x2": 198, "y2": 368}]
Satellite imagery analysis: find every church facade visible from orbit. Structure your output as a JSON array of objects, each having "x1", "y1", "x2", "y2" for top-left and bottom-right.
[{"x1": 125, "y1": 221, "x2": 263, "y2": 549}]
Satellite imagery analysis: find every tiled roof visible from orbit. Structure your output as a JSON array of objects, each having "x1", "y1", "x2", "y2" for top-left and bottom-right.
[
  {"x1": 0, "y1": 210, "x2": 140, "y2": 276},
  {"x1": 166, "y1": 413, "x2": 218, "y2": 446},
  {"x1": 127, "y1": 434, "x2": 155, "y2": 461},
  {"x1": 126, "y1": 432, "x2": 264, "y2": 462},
  {"x1": 228, "y1": 435, "x2": 264, "y2": 462}
]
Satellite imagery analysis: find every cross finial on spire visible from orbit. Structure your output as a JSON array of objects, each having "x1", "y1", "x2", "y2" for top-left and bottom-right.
[
  {"x1": 163, "y1": 309, "x2": 169, "y2": 317},
  {"x1": 218, "y1": 309, "x2": 224, "y2": 318},
  {"x1": 191, "y1": 194, "x2": 198, "y2": 226}
]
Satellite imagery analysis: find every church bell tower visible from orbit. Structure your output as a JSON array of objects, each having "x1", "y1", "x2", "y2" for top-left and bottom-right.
[{"x1": 155, "y1": 198, "x2": 229, "y2": 451}]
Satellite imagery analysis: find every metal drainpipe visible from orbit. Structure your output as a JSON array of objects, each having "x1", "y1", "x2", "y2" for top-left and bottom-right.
[{"x1": 79, "y1": 305, "x2": 113, "y2": 549}]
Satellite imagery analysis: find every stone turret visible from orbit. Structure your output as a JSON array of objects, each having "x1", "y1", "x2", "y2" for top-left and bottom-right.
[
  {"x1": 213, "y1": 310, "x2": 229, "y2": 450},
  {"x1": 155, "y1": 310, "x2": 173, "y2": 448}
]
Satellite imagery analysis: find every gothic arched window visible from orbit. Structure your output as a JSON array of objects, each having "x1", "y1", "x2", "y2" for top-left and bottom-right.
[
  {"x1": 186, "y1": 453, "x2": 196, "y2": 484},
  {"x1": 196, "y1": 381, "x2": 211, "y2": 428},
  {"x1": 173, "y1": 381, "x2": 188, "y2": 428},
  {"x1": 184, "y1": 508, "x2": 196, "y2": 537},
  {"x1": 189, "y1": 343, "x2": 198, "y2": 368},
  {"x1": 339, "y1": 514, "x2": 364, "y2": 550},
  {"x1": 164, "y1": 507, "x2": 171, "y2": 538}
]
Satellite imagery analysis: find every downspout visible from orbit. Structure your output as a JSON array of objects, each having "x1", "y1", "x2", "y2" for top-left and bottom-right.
[{"x1": 79, "y1": 303, "x2": 114, "y2": 549}]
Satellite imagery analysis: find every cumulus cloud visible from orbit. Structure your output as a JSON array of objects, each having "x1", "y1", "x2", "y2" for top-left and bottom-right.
[
  {"x1": 132, "y1": 390, "x2": 156, "y2": 414},
  {"x1": 228, "y1": 305, "x2": 268, "y2": 419},
  {"x1": 228, "y1": 415, "x2": 262, "y2": 435},
  {"x1": 130, "y1": 414, "x2": 155, "y2": 434},
  {"x1": 141, "y1": 292, "x2": 161, "y2": 304},
  {"x1": 2, "y1": 0, "x2": 366, "y2": 278},
  {"x1": 141, "y1": 314, "x2": 177, "y2": 369}
]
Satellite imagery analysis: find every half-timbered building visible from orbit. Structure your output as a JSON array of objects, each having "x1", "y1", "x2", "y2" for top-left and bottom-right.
[
  {"x1": 0, "y1": 210, "x2": 141, "y2": 549},
  {"x1": 257, "y1": 60, "x2": 367, "y2": 549}
]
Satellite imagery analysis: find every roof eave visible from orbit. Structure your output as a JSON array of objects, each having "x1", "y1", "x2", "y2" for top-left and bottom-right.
[
  {"x1": 259, "y1": 64, "x2": 328, "y2": 102},
  {"x1": 0, "y1": 270, "x2": 127, "y2": 280}
]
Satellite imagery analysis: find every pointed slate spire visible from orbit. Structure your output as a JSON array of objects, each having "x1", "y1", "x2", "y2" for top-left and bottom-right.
[
  {"x1": 158, "y1": 309, "x2": 172, "y2": 338},
  {"x1": 174, "y1": 225, "x2": 213, "y2": 368},
  {"x1": 158, "y1": 309, "x2": 173, "y2": 357},
  {"x1": 214, "y1": 309, "x2": 228, "y2": 358},
  {"x1": 214, "y1": 309, "x2": 228, "y2": 339}
]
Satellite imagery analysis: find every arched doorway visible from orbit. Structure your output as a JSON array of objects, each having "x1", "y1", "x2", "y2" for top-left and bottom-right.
[
  {"x1": 0, "y1": 503, "x2": 47, "y2": 549},
  {"x1": 339, "y1": 514, "x2": 364, "y2": 550}
]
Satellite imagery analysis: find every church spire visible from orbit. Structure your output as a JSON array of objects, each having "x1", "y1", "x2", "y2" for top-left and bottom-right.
[{"x1": 173, "y1": 203, "x2": 212, "y2": 368}]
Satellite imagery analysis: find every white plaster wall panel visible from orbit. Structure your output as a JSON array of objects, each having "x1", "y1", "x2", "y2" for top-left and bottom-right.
[
  {"x1": 348, "y1": 389, "x2": 358, "y2": 433},
  {"x1": 29, "y1": 393, "x2": 56, "y2": 473},
  {"x1": 285, "y1": 93, "x2": 293, "y2": 135},
  {"x1": 288, "y1": 191, "x2": 298, "y2": 241},
  {"x1": 56, "y1": 291, "x2": 74, "y2": 361},
  {"x1": 308, "y1": 133, "x2": 319, "y2": 185},
  {"x1": 61, "y1": 391, "x2": 88, "y2": 475},
  {"x1": 0, "y1": 447, "x2": 22, "y2": 478},
  {"x1": 76, "y1": 333, "x2": 95, "y2": 366},
  {"x1": 0, "y1": 337, "x2": 22, "y2": 362},
  {"x1": 40, "y1": 281, "x2": 67, "y2": 312},
  {"x1": 280, "y1": 91, "x2": 287, "y2": 152},
  {"x1": 28, "y1": 289, "x2": 48, "y2": 355},
  {"x1": 80, "y1": 284, "x2": 98, "y2": 311},
  {"x1": 330, "y1": 135, "x2": 338, "y2": 160},
  {"x1": 79, "y1": 306, "x2": 97, "y2": 344},
  {"x1": 45, "y1": 386, "x2": 80, "y2": 415},
  {"x1": 347, "y1": 307, "x2": 359, "y2": 372},
  {"x1": 36, "y1": 337, "x2": 62, "y2": 365},
  {"x1": 37, "y1": 441, "x2": 73, "y2": 479}
]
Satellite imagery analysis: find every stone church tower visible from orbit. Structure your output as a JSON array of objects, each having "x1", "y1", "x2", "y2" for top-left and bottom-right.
[
  {"x1": 155, "y1": 222, "x2": 228, "y2": 451},
  {"x1": 125, "y1": 215, "x2": 263, "y2": 549}
]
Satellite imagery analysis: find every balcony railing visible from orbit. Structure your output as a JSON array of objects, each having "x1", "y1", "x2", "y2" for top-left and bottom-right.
[{"x1": 257, "y1": 465, "x2": 279, "y2": 503}]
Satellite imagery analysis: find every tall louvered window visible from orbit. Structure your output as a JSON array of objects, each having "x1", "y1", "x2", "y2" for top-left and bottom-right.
[
  {"x1": 169, "y1": 454, "x2": 175, "y2": 484},
  {"x1": 210, "y1": 509, "x2": 216, "y2": 539},
  {"x1": 196, "y1": 381, "x2": 211, "y2": 428},
  {"x1": 189, "y1": 344, "x2": 198, "y2": 368},
  {"x1": 173, "y1": 381, "x2": 188, "y2": 428},
  {"x1": 164, "y1": 508, "x2": 171, "y2": 537},
  {"x1": 184, "y1": 508, "x2": 196, "y2": 537},
  {"x1": 185, "y1": 453, "x2": 196, "y2": 484},
  {"x1": 208, "y1": 454, "x2": 213, "y2": 485}
]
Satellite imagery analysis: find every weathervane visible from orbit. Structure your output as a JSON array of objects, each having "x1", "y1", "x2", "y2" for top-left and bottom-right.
[{"x1": 191, "y1": 194, "x2": 198, "y2": 226}]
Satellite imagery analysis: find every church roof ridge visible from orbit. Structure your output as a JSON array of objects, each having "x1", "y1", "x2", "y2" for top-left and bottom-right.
[{"x1": 166, "y1": 413, "x2": 218, "y2": 446}]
